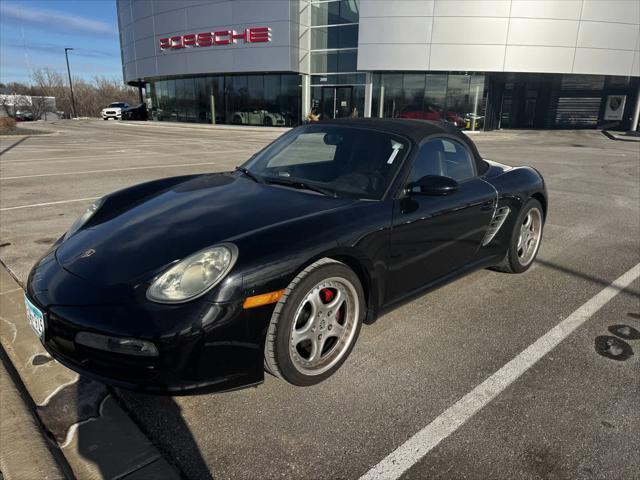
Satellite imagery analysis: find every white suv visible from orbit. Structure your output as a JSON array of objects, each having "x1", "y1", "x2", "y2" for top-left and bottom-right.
[{"x1": 102, "y1": 102, "x2": 129, "y2": 120}]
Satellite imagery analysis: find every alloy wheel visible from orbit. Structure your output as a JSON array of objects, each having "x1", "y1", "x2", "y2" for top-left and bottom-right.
[
  {"x1": 517, "y1": 207, "x2": 542, "y2": 266},
  {"x1": 289, "y1": 277, "x2": 359, "y2": 376}
]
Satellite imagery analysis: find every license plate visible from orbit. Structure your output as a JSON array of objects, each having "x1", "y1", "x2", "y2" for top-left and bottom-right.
[{"x1": 24, "y1": 295, "x2": 45, "y2": 340}]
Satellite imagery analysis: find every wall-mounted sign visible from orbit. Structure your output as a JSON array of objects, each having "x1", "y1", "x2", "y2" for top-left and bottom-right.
[
  {"x1": 160, "y1": 27, "x2": 271, "y2": 51},
  {"x1": 604, "y1": 95, "x2": 626, "y2": 121}
]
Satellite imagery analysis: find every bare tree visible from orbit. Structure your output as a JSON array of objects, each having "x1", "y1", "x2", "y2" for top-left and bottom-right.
[
  {"x1": 30, "y1": 68, "x2": 139, "y2": 118},
  {"x1": 30, "y1": 96, "x2": 48, "y2": 120},
  {"x1": 32, "y1": 68, "x2": 68, "y2": 116}
]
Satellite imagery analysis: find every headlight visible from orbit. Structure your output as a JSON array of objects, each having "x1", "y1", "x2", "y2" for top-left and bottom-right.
[
  {"x1": 146, "y1": 244, "x2": 238, "y2": 303},
  {"x1": 64, "y1": 199, "x2": 103, "y2": 240}
]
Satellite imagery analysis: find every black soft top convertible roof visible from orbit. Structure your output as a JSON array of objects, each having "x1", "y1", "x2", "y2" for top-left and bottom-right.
[
  {"x1": 321, "y1": 118, "x2": 465, "y2": 144},
  {"x1": 319, "y1": 118, "x2": 488, "y2": 174}
]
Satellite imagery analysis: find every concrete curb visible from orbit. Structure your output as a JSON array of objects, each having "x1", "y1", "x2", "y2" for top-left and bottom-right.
[
  {"x1": 112, "y1": 118, "x2": 291, "y2": 133},
  {"x1": 0, "y1": 350, "x2": 68, "y2": 480},
  {"x1": 601, "y1": 129, "x2": 640, "y2": 142},
  {"x1": 0, "y1": 266, "x2": 181, "y2": 480}
]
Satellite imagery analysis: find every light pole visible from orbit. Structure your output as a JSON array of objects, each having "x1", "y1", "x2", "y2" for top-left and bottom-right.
[{"x1": 64, "y1": 47, "x2": 77, "y2": 118}]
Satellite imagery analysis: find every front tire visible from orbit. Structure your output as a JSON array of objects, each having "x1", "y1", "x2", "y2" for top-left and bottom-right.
[
  {"x1": 495, "y1": 198, "x2": 544, "y2": 273},
  {"x1": 264, "y1": 258, "x2": 365, "y2": 386}
]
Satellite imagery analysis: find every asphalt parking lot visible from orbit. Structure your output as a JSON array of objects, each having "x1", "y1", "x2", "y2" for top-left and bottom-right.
[{"x1": 1, "y1": 120, "x2": 639, "y2": 480}]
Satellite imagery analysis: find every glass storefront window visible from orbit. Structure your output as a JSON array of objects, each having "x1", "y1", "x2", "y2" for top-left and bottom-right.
[
  {"x1": 309, "y1": 0, "x2": 360, "y2": 118},
  {"x1": 280, "y1": 75, "x2": 302, "y2": 126},
  {"x1": 311, "y1": 24, "x2": 359, "y2": 50},
  {"x1": 311, "y1": 50, "x2": 358, "y2": 74},
  {"x1": 311, "y1": 0, "x2": 359, "y2": 26},
  {"x1": 150, "y1": 74, "x2": 302, "y2": 127},
  {"x1": 183, "y1": 78, "x2": 197, "y2": 122},
  {"x1": 166, "y1": 80, "x2": 176, "y2": 121},
  {"x1": 226, "y1": 75, "x2": 248, "y2": 124},
  {"x1": 311, "y1": 51, "x2": 334, "y2": 73},
  {"x1": 424, "y1": 74, "x2": 447, "y2": 111},
  {"x1": 445, "y1": 75, "x2": 471, "y2": 121},
  {"x1": 337, "y1": 50, "x2": 357, "y2": 72},
  {"x1": 175, "y1": 79, "x2": 185, "y2": 121},
  {"x1": 371, "y1": 72, "x2": 487, "y2": 130},
  {"x1": 194, "y1": 77, "x2": 208, "y2": 122},
  {"x1": 264, "y1": 75, "x2": 280, "y2": 105}
]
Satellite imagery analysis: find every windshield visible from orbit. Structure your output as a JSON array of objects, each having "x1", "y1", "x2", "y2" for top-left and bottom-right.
[
  {"x1": 108, "y1": 103, "x2": 126, "y2": 108},
  {"x1": 242, "y1": 125, "x2": 410, "y2": 200}
]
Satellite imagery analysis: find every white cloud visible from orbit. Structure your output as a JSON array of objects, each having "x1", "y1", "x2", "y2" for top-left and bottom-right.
[{"x1": 0, "y1": 2, "x2": 116, "y2": 36}]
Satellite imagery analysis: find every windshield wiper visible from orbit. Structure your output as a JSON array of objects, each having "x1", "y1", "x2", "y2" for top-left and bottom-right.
[
  {"x1": 263, "y1": 176, "x2": 334, "y2": 197},
  {"x1": 235, "y1": 166, "x2": 262, "y2": 183}
]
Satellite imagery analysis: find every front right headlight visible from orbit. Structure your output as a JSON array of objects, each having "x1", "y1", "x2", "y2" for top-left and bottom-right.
[{"x1": 146, "y1": 244, "x2": 238, "y2": 304}]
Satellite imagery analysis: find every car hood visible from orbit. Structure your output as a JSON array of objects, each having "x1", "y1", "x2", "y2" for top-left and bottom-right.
[{"x1": 55, "y1": 174, "x2": 354, "y2": 286}]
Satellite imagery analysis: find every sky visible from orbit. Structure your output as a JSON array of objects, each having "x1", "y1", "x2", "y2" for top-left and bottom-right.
[{"x1": 0, "y1": 0, "x2": 123, "y2": 85}]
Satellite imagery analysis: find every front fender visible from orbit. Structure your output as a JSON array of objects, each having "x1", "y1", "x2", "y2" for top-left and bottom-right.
[{"x1": 217, "y1": 201, "x2": 391, "y2": 315}]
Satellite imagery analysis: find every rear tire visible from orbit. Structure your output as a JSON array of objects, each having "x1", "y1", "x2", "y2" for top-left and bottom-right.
[
  {"x1": 264, "y1": 258, "x2": 365, "y2": 386},
  {"x1": 494, "y1": 198, "x2": 544, "y2": 273}
]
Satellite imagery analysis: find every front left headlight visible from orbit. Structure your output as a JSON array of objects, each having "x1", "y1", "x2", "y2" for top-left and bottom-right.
[
  {"x1": 64, "y1": 198, "x2": 103, "y2": 240},
  {"x1": 146, "y1": 244, "x2": 238, "y2": 304}
]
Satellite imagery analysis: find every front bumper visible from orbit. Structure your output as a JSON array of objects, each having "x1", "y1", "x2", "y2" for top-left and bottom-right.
[{"x1": 26, "y1": 252, "x2": 273, "y2": 395}]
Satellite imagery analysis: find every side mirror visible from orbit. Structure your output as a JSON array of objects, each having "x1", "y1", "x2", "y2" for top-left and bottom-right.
[
  {"x1": 323, "y1": 133, "x2": 343, "y2": 145},
  {"x1": 408, "y1": 175, "x2": 459, "y2": 196}
]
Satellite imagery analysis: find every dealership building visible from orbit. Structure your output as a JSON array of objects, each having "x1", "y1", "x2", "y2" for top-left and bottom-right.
[{"x1": 117, "y1": 0, "x2": 640, "y2": 131}]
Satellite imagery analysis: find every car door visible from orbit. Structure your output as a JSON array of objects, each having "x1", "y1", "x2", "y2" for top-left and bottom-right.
[{"x1": 385, "y1": 136, "x2": 496, "y2": 303}]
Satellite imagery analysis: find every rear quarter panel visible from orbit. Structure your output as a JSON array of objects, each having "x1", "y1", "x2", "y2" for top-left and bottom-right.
[{"x1": 481, "y1": 165, "x2": 547, "y2": 258}]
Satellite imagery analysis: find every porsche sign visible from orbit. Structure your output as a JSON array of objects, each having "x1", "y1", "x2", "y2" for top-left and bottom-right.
[{"x1": 159, "y1": 27, "x2": 271, "y2": 51}]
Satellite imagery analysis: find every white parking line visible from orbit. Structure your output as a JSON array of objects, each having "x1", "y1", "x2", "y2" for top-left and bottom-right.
[
  {"x1": 359, "y1": 262, "x2": 640, "y2": 480},
  {"x1": 0, "y1": 148, "x2": 248, "y2": 165},
  {"x1": 0, "y1": 161, "x2": 219, "y2": 180},
  {"x1": 0, "y1": 287, "x2": 23, "y2": 296},
  {"x1": 0, "y1": 197, "x2": 99, "y2": 212}
]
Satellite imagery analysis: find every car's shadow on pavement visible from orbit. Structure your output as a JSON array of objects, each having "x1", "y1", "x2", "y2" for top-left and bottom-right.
[
  {"x1": 40, "y1": 376, "x2": 213, "y2": 479},
  {"x1": 535, "y1": 258, "x2": 640, "y2": 299},
  {"x1": 0, "y1": 135, "x2": 30, "y2": 156},
  {"x1": 113, "y1": 389, "x2": 214, "y2": 480}
]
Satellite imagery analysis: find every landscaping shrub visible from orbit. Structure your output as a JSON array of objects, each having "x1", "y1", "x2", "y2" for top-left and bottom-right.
[{"x1": 0, "y1": 117, "x2": 17, "y2": 133}]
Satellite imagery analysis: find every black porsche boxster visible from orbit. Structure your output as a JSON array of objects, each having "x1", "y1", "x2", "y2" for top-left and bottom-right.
[{"x1": 26, "y1": 119, "x2": 547, "y2": 394}]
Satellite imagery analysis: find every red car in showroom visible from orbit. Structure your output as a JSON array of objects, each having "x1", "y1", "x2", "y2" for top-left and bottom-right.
[{"x1": 398, "y1": 104, "x2": 466, "y2": 128}]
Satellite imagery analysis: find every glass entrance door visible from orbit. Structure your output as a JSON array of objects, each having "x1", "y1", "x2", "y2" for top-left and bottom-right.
[{"x1": 320, "y1": 86, "x2": 354, "y2": 119}]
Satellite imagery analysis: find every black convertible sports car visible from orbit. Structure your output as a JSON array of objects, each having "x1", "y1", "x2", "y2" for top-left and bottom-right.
[{"x1": 26, "y1": 119, "x2": 547, "y2": 394}]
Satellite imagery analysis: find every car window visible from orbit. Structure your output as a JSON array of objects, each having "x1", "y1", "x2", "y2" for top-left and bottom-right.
[
  {"x1": 244, "y1": 125, "x2": 409, "y2": 200},
  {"x1": 267, "y1": 132, "x2": 337, "y2": 167},
  {"x1": 410, "y1": 138, "x2": 475, "y2": 183}
]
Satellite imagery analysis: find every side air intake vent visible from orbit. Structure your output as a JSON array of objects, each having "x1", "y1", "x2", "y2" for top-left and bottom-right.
[{"x1": 482, "y1": 207, "x2": 510, "y2": 246}]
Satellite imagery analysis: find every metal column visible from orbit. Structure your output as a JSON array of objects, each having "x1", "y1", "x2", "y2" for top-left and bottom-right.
[
  {"x1": 301, "y1": 74, "x2": 311, "y2": 120},
  {"x1": 364, "y1": 72, "x2": 373, "y2": 117},
  {"x1": 631, "y1": 85, "x2": 640, "y2": 132}
]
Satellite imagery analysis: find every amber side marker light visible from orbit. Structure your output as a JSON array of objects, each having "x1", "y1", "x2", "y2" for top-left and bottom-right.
[{"x1": 243, "y1": 289, "x2": 285, "y2": 309}]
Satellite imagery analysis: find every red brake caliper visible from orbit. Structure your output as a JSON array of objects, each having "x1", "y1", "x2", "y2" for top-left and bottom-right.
[{"x1": 320, "y1": 288, "x2": 334, "y2": 304}]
